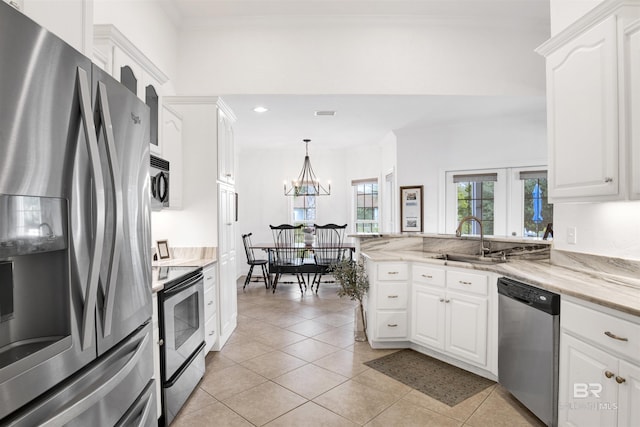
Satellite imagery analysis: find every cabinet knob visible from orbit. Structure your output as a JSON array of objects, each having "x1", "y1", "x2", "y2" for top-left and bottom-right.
[
  {"x1": 616, "y1": 376, "x2": 626, "y2": 384},
  {"x1": 604, "y1": 177, "x2": 613, "y2": 183},
  {"x1": 605, "y1": 370, "x2": 615, "y2": 379},
  {"x1": 225, "y1": 173, "x2": 232, "y2": 177},
  {"x1": 439, "y1": 298, "x2": 445, "y2": 302},
  {"x1": 604, "y1": 331, "x2": 628, "y2": 341},
  {"x1": 158, "y1": 339, "x2": 164, "y2": 346},
  {"x1": 444, "y1": 299, "x2": 451, "y2": 303}
]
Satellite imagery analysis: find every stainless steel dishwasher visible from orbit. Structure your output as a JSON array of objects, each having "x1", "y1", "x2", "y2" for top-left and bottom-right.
[{"x1": 498, "y1": 277, "x2": 561, "y2": 427}]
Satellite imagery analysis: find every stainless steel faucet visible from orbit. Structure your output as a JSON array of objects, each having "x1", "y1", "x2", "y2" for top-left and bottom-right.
[
  {"x1": 455, "y1": 215, "x2": 490, "y2": 256},
  {"x1": 39, "y1": 222, "x2": 54, "y2": 238}
]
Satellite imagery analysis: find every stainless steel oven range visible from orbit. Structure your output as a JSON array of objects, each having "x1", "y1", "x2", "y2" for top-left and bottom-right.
[{"x1": 157, "y1": 266, "x2": 206, "y2": 426}]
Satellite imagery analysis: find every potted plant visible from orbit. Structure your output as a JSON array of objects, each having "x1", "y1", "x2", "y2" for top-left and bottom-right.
[{"x1": 330, "y1": 259, "x2": 370, "y2": 342}]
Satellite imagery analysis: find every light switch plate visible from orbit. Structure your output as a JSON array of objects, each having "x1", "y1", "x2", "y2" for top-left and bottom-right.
[{"x1": 567, "y1": 227, "x2": 577, "y2": 245}]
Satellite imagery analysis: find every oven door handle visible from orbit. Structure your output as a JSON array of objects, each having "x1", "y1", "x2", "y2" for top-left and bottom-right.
[
  {"x1": 77, "y1": 66, "x2": 105, "y2": 351},
  {"x1": 96, "y1": 81, "x2": 124, "y2": 338},
  {"x1": 164, "y1": 272, "x2": 203, "y2": 297}
]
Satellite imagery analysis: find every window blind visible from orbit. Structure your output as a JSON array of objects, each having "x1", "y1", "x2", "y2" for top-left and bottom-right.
[
  {"x1": 452, "y1": 172, "x2": 498, "y2": 183},
  {"x1": 519, "y1": 170, "x2": 547, "y2": 180}
]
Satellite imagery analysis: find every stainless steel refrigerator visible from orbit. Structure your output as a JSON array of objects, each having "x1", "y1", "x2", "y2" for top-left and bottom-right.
[{"x1": 0, "y1": 3, "x2": 156, "y2": 425}]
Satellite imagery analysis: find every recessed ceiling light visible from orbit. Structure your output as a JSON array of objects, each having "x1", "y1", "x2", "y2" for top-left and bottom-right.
[
  {"x1": 253, "y1": 106, "x2": 268, "y2": 113},
  {"x1": 314, "y1": 110, "x2": 336, "y2": 117}
]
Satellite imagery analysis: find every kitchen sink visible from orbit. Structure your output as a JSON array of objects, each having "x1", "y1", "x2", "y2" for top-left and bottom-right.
[{"x1": 431, "y1": 253, "x2": 507, "y2": 264}]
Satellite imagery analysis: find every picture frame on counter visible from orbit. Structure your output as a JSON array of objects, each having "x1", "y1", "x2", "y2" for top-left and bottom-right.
[
  {"x1": 156, "y1": 240, "x2": 171, "y2": 259},
  {"x1": 400, "y1": 185, "x2": 423, "y2": 232}
]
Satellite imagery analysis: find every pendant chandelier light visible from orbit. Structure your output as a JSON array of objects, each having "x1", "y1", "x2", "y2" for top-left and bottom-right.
[{"x1": 283, "y1": 139, "x2": 331, "y2": 196}]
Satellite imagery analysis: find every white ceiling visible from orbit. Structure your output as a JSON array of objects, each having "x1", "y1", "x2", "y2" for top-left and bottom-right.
[
  {"x1": 166, "y1": 1, "x2": 549, "y2": 151},
  {"x1": 222, "y1": 94, "x2": 546, "y2": 150}
]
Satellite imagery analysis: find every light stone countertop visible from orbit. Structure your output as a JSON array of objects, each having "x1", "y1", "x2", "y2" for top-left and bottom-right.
[
  {"x1": 361, "y1": 250, "x2": 640, "y2": 318},
  {"x1": 151, "y1": 249, "x2": 217, "y2": 293}
]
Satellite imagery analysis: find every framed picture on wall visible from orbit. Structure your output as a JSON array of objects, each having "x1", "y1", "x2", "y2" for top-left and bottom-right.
[{"x1": 400, "y1": 185, "x2": 424, "y2": 232}]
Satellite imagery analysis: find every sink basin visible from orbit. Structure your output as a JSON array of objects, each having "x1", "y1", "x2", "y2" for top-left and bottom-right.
[{"x1": 431, "y1": 253, "x2": 507, "y2": 264}]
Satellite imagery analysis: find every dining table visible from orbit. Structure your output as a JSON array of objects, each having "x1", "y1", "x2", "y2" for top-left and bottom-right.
[{"x1": 250, "y1": 241, "x2": 356, "y2": 290}]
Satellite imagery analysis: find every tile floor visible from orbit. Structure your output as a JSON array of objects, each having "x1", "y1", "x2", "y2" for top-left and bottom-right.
[{"x1": 172, "y1": 277, "x2": 546, "y2": 426}]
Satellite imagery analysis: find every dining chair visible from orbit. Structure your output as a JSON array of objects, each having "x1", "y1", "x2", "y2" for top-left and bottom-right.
[
  {"x1": 312, "y1": 223, "x2": 347, "y2": 293},
  {"x1": 241, "y1": 233, "x2": 270, "y2": 290},
  {"x1": 269, "y1": 224, "x2": 306, "y2": 293}
]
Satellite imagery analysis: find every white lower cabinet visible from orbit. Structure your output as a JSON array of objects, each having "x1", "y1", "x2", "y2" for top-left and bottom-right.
[
  {"x1": 366, "y1": 259, "x2": 495, "y2": 374},
  {"x1": 559, "y1": 298, "x2": 640, "y2": 426},
  {"x1": 411, "y1": 265, "x2": 489, "y2": 368},
  {"x1": 203, "y1": 264, "x2": 218, "y2": 353}
]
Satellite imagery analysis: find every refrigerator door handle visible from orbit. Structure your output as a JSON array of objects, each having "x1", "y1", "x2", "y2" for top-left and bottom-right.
[
  {"x1": 38, "y1": 330, "x2": 150, "y2": 427},
  {"x1": 76, "y1": 66, "x2": 105, "y2": 351},
  {"x1": 96, "y1": 81, "x2": 124, "y2": 338}
]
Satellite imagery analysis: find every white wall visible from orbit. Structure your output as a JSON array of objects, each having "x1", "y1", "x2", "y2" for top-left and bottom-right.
[
  {"x1": 395, "y1": 110, "x2": 548, "y2": 234},
  {"x1": 19, "y1": 0, "x2": 93, "y2": 54},
  {"x1": 176, "y1": 17, "x2": 547, "y2": 96},
  {"x1": 93, "y1": 0, "x2": 179, "y2": 93},
  {"x1": 549, "y1": 0, "x2": 604, "y2": 35},
  {"x1": 553, "y1": 202, "x2": 640, "y2": 260},
  {"x1": 236, "y1": 146, "x2": 350, "y2": 248}
]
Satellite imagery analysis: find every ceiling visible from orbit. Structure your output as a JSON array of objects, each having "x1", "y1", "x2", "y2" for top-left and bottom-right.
[{"x1": 165, "y1": 1, "x2": 549, "y2": 151}]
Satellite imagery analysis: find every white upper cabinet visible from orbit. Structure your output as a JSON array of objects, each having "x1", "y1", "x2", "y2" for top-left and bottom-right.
[
  {"x1": 217, "y1": 103, "x2": 236, "y2": 185},
  {"x1": 628, "y1": 20, "x2": 640, "y2": 199},
  {"x1": 93, "y1": 25, "x2": 169, "y2": 155},
  {"x1": 537, "y1": 1, "x2": 640, "y2": 202}
]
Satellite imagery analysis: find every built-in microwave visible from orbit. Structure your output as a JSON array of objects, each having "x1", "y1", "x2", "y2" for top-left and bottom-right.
[{"x1": 150, "y1": 155, "x2": 170, "y2": 210}]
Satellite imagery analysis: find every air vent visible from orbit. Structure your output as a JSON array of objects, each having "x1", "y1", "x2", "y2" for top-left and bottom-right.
[
  {"x1": 150, "y1": 155, "x2": 170, "y2": 171},
  {"x1": 314, "y1": 110, "x2": 336, "y2": 117}
]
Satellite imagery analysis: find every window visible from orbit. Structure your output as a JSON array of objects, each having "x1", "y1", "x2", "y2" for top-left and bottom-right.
[
  {"x1": 353, "y1": 179, "x2": 379, "y2": 233},
  {"x1": 292, "y1": 183, "x2": 316, "y2": 226},
  {"x1": 454, "y1": 173, "x2": 496, "y2": 236},
  {"x1": 520, "y1": 171, "x2": 553, "y2": 238}
]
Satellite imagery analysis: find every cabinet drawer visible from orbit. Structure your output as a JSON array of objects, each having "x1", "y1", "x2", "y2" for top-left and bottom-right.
[
  {"x1": 446, "y1": 270, "x2": 487, "y2": 296},
  {"x1": 412, "y1": 264, "x2": 445, "y2": 287},
  {"x1": 562, "y1": 300, "x2": 640, "y2": 363},
  {"x1": 205, "y1": 315, "x2": 217, "y2": 352},
  {"x1": 377, "y1": 263, "x2": 408, "y2": 281},
  {"x1": 377, "y1": 283, "x2": 408, "y2": 309},
  {"x1": 203, "y1": 266, "x2": 216, "y2": 291},
  {"x1": 204, "y1": 286, "x2": 216, "y2": 321},
  {"x1": 376, "y1": 311, "x2": 408, "y2": 338}
]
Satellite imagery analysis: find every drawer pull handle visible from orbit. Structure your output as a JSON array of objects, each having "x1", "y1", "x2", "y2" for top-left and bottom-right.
[
  {"x1": 604, "y1": 177, "x2": 613, "y2": 183},
  {"x1": 206, "y1": 276, "x2": 214, "y2": 280},
  {"x1": 604, "y1": 331, "x2": 628, "y2": 342},
  {"x1": 388, "y1": 295, "x2": 398, "y2": 299},
  {"x1": 209, "y1": 331, "x2": 215, "y2": 336},
  {"x1": 422, "y1": 274, "x2": 433, "y2": 278},
  {"x1": 459, "y1": 280, "x2": 472, "y2": 285},
  {"x1": 616, "y1": 376, "x2": 626, "y2": 384},
  {"x1": 439, "y1": 298, "x2": 445, "y2": 302},
  {"x1": 605, "y1": 371, "x2": 615, "y2": 379},
  {"x1": 387, "y1": 271, "x2": 399, "y2": 275},
  {"x1": 208, "y1": 301, "x2": 214, "y2": 305},
  {"x1": 387, "y1": 324, "x2": 398, "y2": 327},
  {"x1": 444, "y1": 299, "x2": 450, "y2": 303}
]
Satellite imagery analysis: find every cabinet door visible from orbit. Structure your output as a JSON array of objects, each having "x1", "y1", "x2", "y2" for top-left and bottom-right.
[
  {"x1": 412, "y1": 284, "x2": 445, "y2": 350},
  {"x1": 112, "y1": 47, "x2": 143, "y2": 98},
  {"x1": 217, "y1": 110, "x2": 230, "y2": 183},
  {"x1": 546, "y1": 16, "x2": 619, "y2": 200},
  {"x1": 628, "y1": 22, "x2": 640, "y2": 199},
  {"x1": 217, "y1": 185, "x2": 237, "y2": 348},
  {"x1": 162, "y1": 105, "x2": 182, "y2": 208},
  {"x1": 445, "y1": 291, "x2": 488, "y2": 366},
  {"x1": 618, "y1": 360, "x2": 640, "y2": 427},
  {"x1": 558, "y1": 333, "x2": 618, "y2": 427}
]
